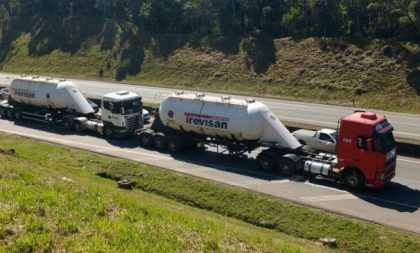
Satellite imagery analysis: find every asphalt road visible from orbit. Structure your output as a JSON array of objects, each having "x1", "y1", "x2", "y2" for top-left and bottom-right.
[
  {"x1": 1, "y1": 72, "x2": 420, "y2": 145},
  {"x1": 0, "y1": 119, "x2": 419, "y2": 233}
]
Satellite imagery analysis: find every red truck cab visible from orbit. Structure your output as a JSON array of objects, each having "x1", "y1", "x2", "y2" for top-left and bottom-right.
[{"x1": 336, "y1": 111, "x2": 397, "y2": 188}]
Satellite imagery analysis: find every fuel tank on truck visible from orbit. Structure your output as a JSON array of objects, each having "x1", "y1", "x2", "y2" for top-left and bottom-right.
[
  {"x1": 9, "y1": 77, "x2": 94, "y2": 114},
  {"x1": 159, "y1": 92, "x2": 301, "y2": 150}
]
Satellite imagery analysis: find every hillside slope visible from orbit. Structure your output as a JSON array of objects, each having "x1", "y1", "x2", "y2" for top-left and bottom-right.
[
  {"x1": 0, "y1": 133, "x2": 323, "y2": 252},
  {"x1": 1, "y1": 133, "x2": 420, "y2": 252},
  {"x1": 1, "y1": 34, "x2": 419, "y2": 113}
]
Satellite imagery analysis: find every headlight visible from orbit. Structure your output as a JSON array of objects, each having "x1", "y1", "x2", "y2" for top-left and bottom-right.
[{"x1": 386, "y1": 149, "x2": 396, "y2": 161}]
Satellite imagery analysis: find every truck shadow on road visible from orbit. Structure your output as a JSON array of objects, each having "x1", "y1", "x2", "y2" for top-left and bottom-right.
[
  {"x1": 359, "y1": 183, "x2": 420, "y2": 213},
  {"x1": 170, "y1": 148, "x2": 420, "y2": 213},
  {"x1": 12, "y1": 120, "x2": 140, "y2": 148},
  {"x1": 105, "y1": 137, "x2": 140, "y2": 149},
  {"x1": 12, "y1": 120, "x2": 83, "y2": 136},
  {"x1": 169, "y1": 148, "x2": 285, "y2": 181},
  {"x1": 308, "y1": 177, "x2": 420, "y2": 213}
]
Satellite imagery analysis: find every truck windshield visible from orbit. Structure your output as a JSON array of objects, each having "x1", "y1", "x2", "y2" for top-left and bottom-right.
[
  {"x1": 121, "y1": 99, "x2": 141, "y2": 115},
  {"x1": 375, "y1": 131, "x2": 396, "y2": 154}
]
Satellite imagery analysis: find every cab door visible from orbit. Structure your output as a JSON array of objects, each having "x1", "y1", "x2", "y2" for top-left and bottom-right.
[{"x1": 101, "y1": 100, "x2": 122, "y2": 127}]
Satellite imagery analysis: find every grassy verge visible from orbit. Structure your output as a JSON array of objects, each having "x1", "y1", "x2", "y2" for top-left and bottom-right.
[
  {"x1": 0, "y1": 133, "x2": 325, "y2": 252},
  {"x1": 0, "y1": 133, "x2": 419, "y2": 252},
  {"x1": 2, "y1": 35, "x2": 419, "y2": 114}
]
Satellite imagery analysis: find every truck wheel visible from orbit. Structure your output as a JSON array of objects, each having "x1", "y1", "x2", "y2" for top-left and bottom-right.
[
  {"x1": 139, "y1": 131, "x2": 154, "y2": 147},
  {"x1": 257, "y1": 153, "x2": 276, "y2": 172},
  {"x1": 167, "y1": 136, "x2": 185, "y2": 153},
  {"x1": 14, "y1": 109, "x2": 22, "y2": 120},
  {"x1": 343, "y1": 169, "x2": 364, "y2": 189},
  {"x1": 277, "y1": 158, "x2": 297, "y2": 176},
  {"x1": 6, "y1": 108, "x2": 15, "y2": 120},
  {"x1": 73, "y1": 121, "x2": 83, "y2": 132},
  {"x1": 153, "y1": 133, "x2": 167, "y2": 150},
  {"x1": 103, "y1": 126, "x2": 114, "y2": 138},
  {"x1": 62, "y1": 118, "x2": 73, "y2": 131},
  {"x1": 0, "y1": 107, "x2": 6, "y2": 119}
]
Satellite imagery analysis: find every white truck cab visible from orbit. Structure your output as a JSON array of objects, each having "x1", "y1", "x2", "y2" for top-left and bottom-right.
[
  {"x1": 100, "y1": 91, "x2": 143, "y2": 137},
  {"x1": 0, "y1": 76, "x2": 143, "y2": 138}
]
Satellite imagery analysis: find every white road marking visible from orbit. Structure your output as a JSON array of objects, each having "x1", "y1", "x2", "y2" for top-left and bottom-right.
[
  {"x1": 392, "y1": 122, "x2": 420, "y2": 127},
  {"x1": 301, "y1": 194, "x2": 357, "y2": 202},
  {"x1": 277, "y1": 116, "x2": 337, "y2": 126},
  {"x1": 243, "y1": 179, "x2": 290, "y2": 186},
  {"x1": 301, "y1": 193, "x2": 419, "y2": 209},
  {"x1": 399, "y1": 158, "x2": 420, "y2": 164},
  {"x1": 394, "y1": 131, "x2": 420, "y2": 138},
  {"x1": 356, "y1": 195, "x2": 419, "y2": 209},
  {"x1": 94, "y1": 149, "x2": 111, "y2": 153},
  {"x1": 304, "y1": 181, "x2": 349, "y2": 193}
]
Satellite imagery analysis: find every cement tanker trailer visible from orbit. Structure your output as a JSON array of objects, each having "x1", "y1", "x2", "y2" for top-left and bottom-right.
[
  {"x1": 0, "y1": 76, "x2": 143, "y2": 137},
  {"x1": 137, "y1": 92, "x2": 397, "y2": 189},
  {"x1": 138, "y1": 92, "x2": 300, "y2": 153}
]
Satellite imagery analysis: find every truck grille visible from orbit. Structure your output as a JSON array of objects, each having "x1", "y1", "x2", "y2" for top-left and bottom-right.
[
  {"x1": 126, "y1": 116, "x2": 139, "y2": 130},
  {"x1": 385, "y1": 157, "x2": 396, "y2": 168},
  {"x1": 382, "y1": 160, "x2": 396, "y2": 182}
]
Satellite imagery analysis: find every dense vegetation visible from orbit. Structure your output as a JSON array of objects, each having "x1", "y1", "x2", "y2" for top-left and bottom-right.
[
  {"x1": 1, "y1": 0, "x2": 419, "y2": 43},
  {"x1": 0, "y1": 1, "x2": 419, "y2": 112}
]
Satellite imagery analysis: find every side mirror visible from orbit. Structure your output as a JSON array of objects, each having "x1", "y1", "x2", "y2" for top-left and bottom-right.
[{"x1": 366, "y1": 139, "x2": 374, "y2": 151}]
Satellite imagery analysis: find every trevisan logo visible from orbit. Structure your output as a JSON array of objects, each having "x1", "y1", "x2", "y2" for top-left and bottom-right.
[
  {"x1": 13, "y1": 89, "x2": 35, "y2": 99},
  {"x1": 185, "y1": 112, "x2": 229, "y2": 129}
]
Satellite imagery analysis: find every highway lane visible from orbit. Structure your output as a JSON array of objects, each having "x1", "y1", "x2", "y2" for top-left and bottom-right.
[
  {"x1": 1, "y1": 72, "x2": 420, "y2": 144},
  {"x1": 0, "y1": 119, "x2": 419, "y2": 233}
]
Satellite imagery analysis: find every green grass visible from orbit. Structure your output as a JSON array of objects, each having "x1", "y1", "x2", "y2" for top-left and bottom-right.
[
  {"x1": 0, "y1": 133, "x2": 419, "y2": 252},
  {"x1": 0, "y1": 133, "x2": 325, "y2": 252},
  {"x1": 2, "y1": 35, "x2": 419, "y2": 114}
]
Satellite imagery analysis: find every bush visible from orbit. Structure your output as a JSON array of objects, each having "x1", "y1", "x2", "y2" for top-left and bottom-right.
[{"x1": 382, "y1": 45, "x2": 393, "y2": 57}]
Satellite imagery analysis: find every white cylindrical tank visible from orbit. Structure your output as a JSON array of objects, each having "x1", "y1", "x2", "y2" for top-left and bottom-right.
[
  {"x1": 159, "y1": 93, "x2": 301, "y2": 150},
  {"x1": 9, "y1": 77, "x2": 94, "y2": 114}
]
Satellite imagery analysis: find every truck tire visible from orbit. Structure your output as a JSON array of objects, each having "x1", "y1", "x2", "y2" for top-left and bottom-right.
[
  {"x1": 62, "y1": 118, "x2": 73, "y2": 131},
  {"x1": 73, "y1": 121, "x2": 83, "y2": 132},
  {"x1": 277, "y1": 157, "x2": 297, "y2": 176},
  {"x1": 343, "y1": 169, "x2": 364, "y2": 189},
  {"x1": 6, "y1": 108, "x2": 15, "y2": 120},
  {"x1": 257, "y1": 153, "x2": 276, "y2": 172},
  {"x1": 14, "y1": 108, "x2": 22, "y2": 120},
  {"x1": 139, "y1": 131, "x2": 154, "y2": 147},
  {"x1": 103, "y1": 126, "x2": 114, "y2": 138},
  {"x1": 0, "y1": 107, "x2": 6, "y2": 119},
  {"x1": 153, "y1": 133, "x2": 167, "y2": 150},
  {"x1": 167, "y1": 136, "x2": 185, "y2": 153}
]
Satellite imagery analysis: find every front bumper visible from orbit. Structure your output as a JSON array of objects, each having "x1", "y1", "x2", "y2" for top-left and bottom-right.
[{"x1": 372, "y1": 162, "x2": 396, "y2": 188}]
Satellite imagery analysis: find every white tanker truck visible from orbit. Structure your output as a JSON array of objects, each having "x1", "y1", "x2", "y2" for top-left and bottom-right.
[
  {"x1": 137, "y1": 92, "x2": 397, "y2": 189},
  {"x1": 138, "y1": 92, "x2": 301, "y2": 153},
  {"x1": 0, "y1": 76, "x2": 143, "y2": 137}
]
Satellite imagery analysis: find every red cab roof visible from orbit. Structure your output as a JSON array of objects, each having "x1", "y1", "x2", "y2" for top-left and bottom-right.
[{"x1": 341, "y1": 111, "x2": 387, "y2": 127}]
